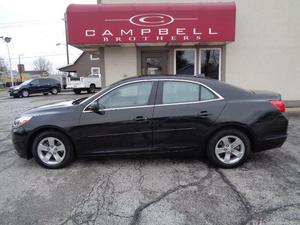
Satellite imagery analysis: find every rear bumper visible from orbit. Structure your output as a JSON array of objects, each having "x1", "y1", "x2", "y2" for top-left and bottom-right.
[
  {"x1": 252, "y1": 113, "x2": 288, "y2": 152},
  {"x1": 253, "y1": 134, "x2": 287, "y2": 152}
]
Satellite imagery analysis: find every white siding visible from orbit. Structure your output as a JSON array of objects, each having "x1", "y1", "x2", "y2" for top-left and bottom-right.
[{"x1": 104, "y1": 47, "x2": 137, "y2": 84}]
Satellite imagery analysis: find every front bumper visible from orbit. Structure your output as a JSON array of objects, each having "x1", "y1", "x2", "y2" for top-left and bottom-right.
[
  {"x1": 11, "y1": 126, "x2": 30, "y2": 159},
  {"x1": 8, "y1": 90, "x2": 20, "y2": 97}
]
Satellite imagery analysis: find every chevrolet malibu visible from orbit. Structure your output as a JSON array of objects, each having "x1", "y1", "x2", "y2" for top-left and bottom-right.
[{"x1": 12, "y1": 76, "x2": 288, "y2": 169}]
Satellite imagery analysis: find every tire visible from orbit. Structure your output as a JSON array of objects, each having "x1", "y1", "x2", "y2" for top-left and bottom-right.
[
  {"x1": 206, "y1": 129, "x2": 250, "y2": 168},
  {"x1": 74, "y1": 89, "x2": 81, "y2": 94},
  {"x1": 43, "y1": 93, "x2": 49, "y2": 95},
  {"x1": 51, "y1": 87, "x2": 58, "y2": 95},
  {"x1": 21, "y1": 89, "x2": 29, "y2": 97},
  {"x1": 88, "y1": 84, "x2": 96, "y2": 93},
  {"x1": 32, "y1": 130, "x2": 75, "y2": 169}
]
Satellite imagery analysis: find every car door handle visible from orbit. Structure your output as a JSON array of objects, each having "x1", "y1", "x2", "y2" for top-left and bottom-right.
[
  {"x1": 134, "y1": 116, "x2": 148, "y2": 122},
  {"x1": 198, "y1": 111, "x2": 210, "y2": 118}
]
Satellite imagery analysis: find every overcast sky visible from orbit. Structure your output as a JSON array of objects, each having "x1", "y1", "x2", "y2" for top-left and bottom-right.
[{"x1": 0, "y1": 0, "x2": 95, "y2": 73}]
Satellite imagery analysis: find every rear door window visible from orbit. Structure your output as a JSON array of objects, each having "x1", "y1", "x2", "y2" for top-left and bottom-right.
[
  {"x1": 162, "y1": 81, "x2": 218, "y2": 104},
  {"x1": 162, "y1": 81, "x2": 200, "y2": 104},
  {"x1": 30, "y1": 79, "x2": 40, "y2": 86},
  {"x1": 39, "y1": 79, "x2": 49, "y2": 86}
]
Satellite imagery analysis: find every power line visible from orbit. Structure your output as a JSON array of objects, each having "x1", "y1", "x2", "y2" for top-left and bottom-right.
[{"x1": 1, "y1": 53, "x2": 80, "y2": 60}]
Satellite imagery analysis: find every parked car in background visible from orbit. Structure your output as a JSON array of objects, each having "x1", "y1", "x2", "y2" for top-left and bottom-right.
[
  {"x1": 8, "y1": 78, "x2": 61, "y2": 98},
  {"x1": 11, "y1": 75, "x2": 288, "y2": 169},
  {"x1": 66, "y1": 74, "x2": 101, "y2": 94}
]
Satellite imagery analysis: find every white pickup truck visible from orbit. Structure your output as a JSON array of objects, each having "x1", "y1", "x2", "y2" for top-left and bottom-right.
[{"x1": 66, "y1": 74, "x2": 101, "y2": 94}]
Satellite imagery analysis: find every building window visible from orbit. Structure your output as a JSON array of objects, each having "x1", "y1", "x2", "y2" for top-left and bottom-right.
[
  {"x1": 175, "y1": 49, "x2": 196, "y2": 75},
  {"x1": 90, "y1": 54, "x2": 100, "y2": 60},
  {"x1": 91, "y1": 67, "x2": 101, "y2": 75},
  {"x1": 199, "y1": 49, "x2": 221, "y2": 80}
]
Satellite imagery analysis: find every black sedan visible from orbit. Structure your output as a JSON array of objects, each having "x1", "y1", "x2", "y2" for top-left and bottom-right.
[
  {"x1": 9, "y1": 78, "x2": 61, "y2": 98},
  {"x1": 12, "y1": 76, "x2": 288, "y2": 169}
]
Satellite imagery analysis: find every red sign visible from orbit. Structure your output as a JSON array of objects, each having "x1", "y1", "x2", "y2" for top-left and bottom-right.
[
  {"x1": 66, "y1": 3, "x2": 236, "y2": 46},
  {"x1": 18, "y1": 64, "x2": 25, "y2": 73}
]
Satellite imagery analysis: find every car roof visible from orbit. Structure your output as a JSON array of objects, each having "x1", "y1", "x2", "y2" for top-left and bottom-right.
[{"x1": 118, "y1": 75, "x2": 255, "y2": 100}]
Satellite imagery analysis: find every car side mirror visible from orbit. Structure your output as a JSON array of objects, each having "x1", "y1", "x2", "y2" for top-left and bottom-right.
[{"x1": 89, "y1": 101, "x2": 105, "y2": 115}]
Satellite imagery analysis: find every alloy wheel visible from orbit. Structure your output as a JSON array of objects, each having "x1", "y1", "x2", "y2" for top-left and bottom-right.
[
  {"x1": 52, "y1": 88, "x2": 58, "y2": 94},
  {"x1": 215, "y1": 135, "x2": 245, "y2": 164},
  {"x1": 22, "y1": 90, "x2": 29, "y2": 97},
  {"x1": 37, "y1": 137, "x2": 66, "y2": 165}
]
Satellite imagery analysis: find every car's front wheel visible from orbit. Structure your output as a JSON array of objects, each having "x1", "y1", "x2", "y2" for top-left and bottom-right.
[
  {"x1": 207, "y1": 129, "x2": 250, "y2": 168},
  {"x1": 21, "y1": 89, "x2": 29, "y2": 97},
  {"x1": 32, "y1": 131, "x2": 74, "y2": 169}
]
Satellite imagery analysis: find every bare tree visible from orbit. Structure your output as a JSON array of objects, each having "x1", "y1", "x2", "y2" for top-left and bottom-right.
[
  {"x1": 0, "y1": 57, "x2": 8, "y2": 75},
  {"x1": 33, "y1": 57, "x2": 52, "y2": 74}
]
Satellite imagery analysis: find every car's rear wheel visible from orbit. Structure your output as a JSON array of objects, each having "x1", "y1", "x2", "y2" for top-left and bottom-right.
[
  {"x1": 21, "y1": 89, "x2": 29, "y2": 97},
  {"x1": 207, "y1": 129, "x2": 250, "y2": 168},
  {"x1": 74, "y1": 89, "x2": 81, "y2": 94},
  {"x1": 51, "y1": 87, "x2": 58, "y2": 95},
  {"x1": 88, "y1": 84, "x2": 96, "y2": 93},
  {"x1": 32, "y1": 131, "x2": 74, "y2": 169}
]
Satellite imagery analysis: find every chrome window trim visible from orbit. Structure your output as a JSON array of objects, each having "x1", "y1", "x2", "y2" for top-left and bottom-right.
[{"x1": 83, "y1": 78, "x2": 224, "y2": 113}]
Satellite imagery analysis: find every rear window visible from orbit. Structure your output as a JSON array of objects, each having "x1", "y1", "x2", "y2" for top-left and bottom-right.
[{"x1": 162, "y1": 81, "x2": 218, "y2": 104}]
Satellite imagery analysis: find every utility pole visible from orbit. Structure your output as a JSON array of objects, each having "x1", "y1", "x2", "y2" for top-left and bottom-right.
[
  {"x1": 0, "y1": 36, "x2": 13, "y2": 86},
  {"x1": 64, "y1": 13, "x2": 70, "y2": 65}
]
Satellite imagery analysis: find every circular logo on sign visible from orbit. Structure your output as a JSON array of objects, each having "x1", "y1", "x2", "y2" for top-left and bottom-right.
[{"x1": 129, "y1": 13, "x2": 174, "y2": 27}]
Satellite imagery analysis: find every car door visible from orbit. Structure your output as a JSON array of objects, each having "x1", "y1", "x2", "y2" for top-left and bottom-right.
[
  {"x1": 152, "y1": 80, "x2": 226, "y2": 152},
  {"x1": 28, "y1": 79, "x2": 41, "y2": 94},
  {"x1": 39, "y1": 79, "x2": 50, "y2": 92},
  {"x1": 76, "y1": 80, "x2": 158, "y2": 155}
]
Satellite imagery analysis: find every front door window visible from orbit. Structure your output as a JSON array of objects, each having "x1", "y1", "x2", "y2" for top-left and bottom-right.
[
  {"x1": 97, "y1": 81, "x2": 154, "y2": 109},
  {"x1": 175, "y1": 49, "x2": 196, "y2": 75},
  {"x1": 141, "y1": 52, "x2": 168, "y2": 75}
]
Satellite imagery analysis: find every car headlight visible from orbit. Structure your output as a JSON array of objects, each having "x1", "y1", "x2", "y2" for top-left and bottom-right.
[{"x1": 14, "y1": 116, "x2": 32, "y2": 127}]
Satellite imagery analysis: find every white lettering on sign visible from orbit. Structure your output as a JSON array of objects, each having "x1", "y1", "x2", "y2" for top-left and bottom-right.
[
  {"x1": 121, "y1": 29, "x2": 133, "y2": 36},
  {"x1": 193, "y1": 28, "x2": 202, "y2": 35},
  {"x1": 129, "y1": 13, "x2": 175, "y2": 27},
  {"x1": 159, "y1": 28, "x2": 168, "y2": 36},
  {"x1": 89, "y1": 13, "x2": 223, "y2": 43},
  {"x1": 141, "y1": 29, "x2": 151, "y2": 35},
  {"x1": 102, "y1": 30, "x2": 113, "y2": 36},
  {"x1": 85, "y1": 30, "x2": 96, "y2": 37},
  {"x1": 209, "y1": 27, "x2": 218, "y2": 35},
  {"x1": 176, "y1": 28, "x2": 186, "y2": 35}
]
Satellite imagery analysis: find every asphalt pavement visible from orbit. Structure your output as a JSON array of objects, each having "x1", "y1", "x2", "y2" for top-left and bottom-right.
[{"x1": 0, "y1": 91, "x2": 299, "y2": 225}]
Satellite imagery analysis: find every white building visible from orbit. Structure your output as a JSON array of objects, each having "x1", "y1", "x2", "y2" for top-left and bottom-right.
[{"x1": 65, "y1": 0, "x2": 300, "y2": 104}]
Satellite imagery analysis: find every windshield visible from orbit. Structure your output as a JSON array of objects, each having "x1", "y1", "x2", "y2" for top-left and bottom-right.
[{"x1": 21, "y1": 79, "x2": 33, "y2": 85}]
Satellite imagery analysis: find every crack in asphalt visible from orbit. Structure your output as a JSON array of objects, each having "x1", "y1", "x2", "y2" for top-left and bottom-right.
[
  {"x1": 215, "y1": 169, "x2": 300, "y2": 225},
  {"x1": 60, "y1": 166, "x2": 125, "y2": 225},
  {"x1": 242, "y1": 203, "x2": 300, "y2": 225},
  {"x1": 0, "y1": 149, "x2": 12, "y2": 156},
  {"x1": 216, "y1": 169, "x2": 253, "y2": 214},
  {"x1": 129, "y1": 168, "x2": 213, "y2": 225}
]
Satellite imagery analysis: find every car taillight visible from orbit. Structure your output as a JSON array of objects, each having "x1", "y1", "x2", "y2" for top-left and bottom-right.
[{"x1": 270, "y1": 100, "x2": 286, "y2": 113}]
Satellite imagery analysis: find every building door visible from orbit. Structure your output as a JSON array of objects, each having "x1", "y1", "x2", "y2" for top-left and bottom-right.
[{"x1": 141, "y1": 51, "x2": 168, "y2": 75}]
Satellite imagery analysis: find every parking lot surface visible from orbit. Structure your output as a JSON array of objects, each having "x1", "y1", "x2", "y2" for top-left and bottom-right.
[{"x1": 0, "y1": 92, "x2": 299, "y2": 225}]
